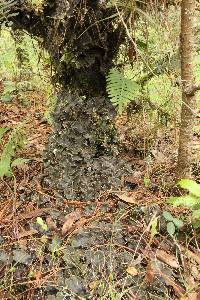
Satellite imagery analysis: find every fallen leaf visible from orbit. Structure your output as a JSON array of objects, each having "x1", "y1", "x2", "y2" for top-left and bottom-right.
[
  {"x1": 18, "y1": 238, "x2": 28, "y2": 250},
  {"x1": 156, "y1": 249, "x2": 179, "y2": 269},
  {"x1": 18, "y1": 229, "x2": 38, "y2": 239},
  {"x1": 13, "y1": 249, "x2": 31, "y2": 265},
  {"x1": 181, "y1": 246, "x2": 200, "y2": 265},
  {"x1": 154, "y1": 266, "x2": 185, "y2": 297},
  {"x1": 62, "y1": 209, "x2": 82, "y2": 235},
  {"x1": 145, "y1": 262, "x2": 155, "y2": 284},
  {"x1": 126, "y1": 266, "x2": 138, "y2": 276},
  {"x1": 114, "y1": 192, "x2": 138, "y2": 204},
  {"x1": 124, "y1": 171, "x2": 143, "y2": 185},
  {"x1": 180, "y1": 292, "x2": 200, "y2": 300},
  {"x1": 191, "y1": 265, "x2": 200, "y2": 280},
  {"x1": 46, "y1": 216, "x2": 58, "y2": 232},
  {"x1": 89, "y1": 280, "x2": 99, "y2": 290},
  {"x1": 21, "y1": 208, "x2": 52, "y2": 220}
]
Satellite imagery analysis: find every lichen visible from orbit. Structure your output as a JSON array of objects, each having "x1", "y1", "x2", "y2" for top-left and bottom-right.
[{"x1": 43, "y1": 90, "x2": 132, "y2": 199}]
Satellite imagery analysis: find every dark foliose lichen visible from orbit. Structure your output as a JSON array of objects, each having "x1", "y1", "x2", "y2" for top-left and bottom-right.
[{"x1": 43, "y1": 91, "x2": 132, "y2": 200}]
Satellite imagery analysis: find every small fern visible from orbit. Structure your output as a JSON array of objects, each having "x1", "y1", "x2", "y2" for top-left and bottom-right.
[
  {"x1": 168, "y1": 179, "x2": 200, "y2": 228},
  {"x1": 106, "y1": 68, "x2": 141, "y2": 113},
  {"x1": 0, "y1": 122, "x2": 29, "y2": 178}
]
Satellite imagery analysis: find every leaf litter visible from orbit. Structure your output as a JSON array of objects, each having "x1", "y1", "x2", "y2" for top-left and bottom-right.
[{"x1": 0, "y1": 90, "x2": 199, "y2": 300}]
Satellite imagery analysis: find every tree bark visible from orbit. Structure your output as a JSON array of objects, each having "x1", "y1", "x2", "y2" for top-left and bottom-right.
[{"x1": 176, "y1": 0, "x2": 198, "y2": 179}]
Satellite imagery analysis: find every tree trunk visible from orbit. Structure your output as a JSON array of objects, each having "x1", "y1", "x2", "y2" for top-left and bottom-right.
[
  {"x1": 7, "y1": 1, "x2": 132, "y2": 199},
  {"x1": 176, "y1": 0, "x2": 197, "y2": 179}
]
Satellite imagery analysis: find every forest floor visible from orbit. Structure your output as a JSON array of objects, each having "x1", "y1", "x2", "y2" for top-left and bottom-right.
[{"x1": 0, "y1": 94, "x2": 200, "y2": 300}]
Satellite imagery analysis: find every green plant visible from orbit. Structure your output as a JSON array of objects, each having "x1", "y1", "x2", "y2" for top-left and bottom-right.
[
  {"x1": 0, "y1": 0, "x2": 18, "y2": 24},
  {"x1": 0, "y1": 80, "x2": 16, "y2": 102},
  {"x1": 149, "y1": 216, "x2": 158, "y2": 243},
  {"x1": 44, "y1": 93, "x2": 57, "y2": 125},
  {"x1": 49, "y1": 236, "x2": 62, "y2": 259},
  {"x1": 167, "y1": 179, "x2": 200, "y2": 228},
  {"x1": 106, "y1": 68, "x2": 141, "y2": 113},
  {"x1": 144, "y1": 176, "x2": 151, "y2": 188},
  {"x1": 0, "y1": 122, "x2": 29, "y2": 178},
  {"x1": 36, "y1": 217, "x2": 48, "y2": 231},
  {"x1": 163, "y1": 211, "x2": 183, "y2": 237}
]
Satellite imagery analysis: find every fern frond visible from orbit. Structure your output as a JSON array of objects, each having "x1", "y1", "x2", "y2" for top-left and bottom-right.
[
  {"x1": 106, "y1": 68, "x2": 141, "y2": 113},
  {"x1": 0, "y1": 122, "x2": 27, "y2": 178},
  {"x1": 168, "y1": 195, "x2": 200, "y2": 208}
]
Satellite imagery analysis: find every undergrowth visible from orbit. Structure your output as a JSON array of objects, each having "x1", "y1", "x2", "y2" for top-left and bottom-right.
[{"x1": 0, "y1": 121, "x2": 29, "y2": 178}]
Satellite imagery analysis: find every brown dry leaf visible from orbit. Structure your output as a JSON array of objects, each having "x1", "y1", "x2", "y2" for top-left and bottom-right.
[
  {"x1": 18, "y1": 238, "x2": 28, "y2": 250},
  {"x1": 185, "y1": 275, "x2": 196, "y2": 289},
  {"x1": 126, "y1": 266, "x2": 138, "y2": 276},
  {"x1": 18, "y1": 229, "x2": 38, "y2": 239},
  {"x1": 154, "y1": 267, "x2": 185, "y2": 297},
  {"x1": 124, "y1": 171, "x2": 143, "y2": 185},
  {"x1": 181, "y1": 276, "x2": 200, "y2": 300},
  {"x1": 180, "y1": 292, "x2": 200, "y2": 300},
  {"x1": 181, "y1": 246, "x2": 200, "y2": 265},
  {"x1": 191, "y1": 265, "x2": 200, "y2": 280},
  {"x1": 21, "y1": 208, "x2": 52, "y2": 220},
  {"x1": 62, "y1": 209, "x2": 82, "y2": 235},
  {"x1": 127, "y1": 291, "x2": 140, "y2": 300},
  {"x1": 156, "y1": 249, "x2": 179, "y2": 269},
  {"x1": 46, "y1": 216, "x2": 58, "y2": 232},
  {"x1": 145, "y1": 262, "x2": 155, "y2": 284},
  {"x1": 114, "y1": 192, "x2": 138, "y2": 204},
  {"x1": 70, "y1": 217, "x2": 89, "y2": 233},
  {"x1": 89, "y1": 280, "x2": 99, "y2": 290}
]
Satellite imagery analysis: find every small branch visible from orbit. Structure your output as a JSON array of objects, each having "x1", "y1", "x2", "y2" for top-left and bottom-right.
[{"x1": 184, "y1": 83, "x2": 200, "y2": 96}]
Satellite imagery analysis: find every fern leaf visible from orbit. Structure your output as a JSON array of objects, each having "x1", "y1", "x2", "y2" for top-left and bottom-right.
[
  {"x1": 178, "y1": 179, "x2": 200, "y2": 197},
  {"x1": 11, "y1": 158, "x2": 30, "y2": 168},
  {"x1": 106, "y1": 69, "x2": 141, "y2": 113},
  {"x1": 0, "y1": 122, "x2": 27, "y2": 178},
  {"x1": 168, "y1": 195, "x2": 200, "y2": 208},
  {"x1": 0, "y1": 155, "x2": 12, "y2": 178}
]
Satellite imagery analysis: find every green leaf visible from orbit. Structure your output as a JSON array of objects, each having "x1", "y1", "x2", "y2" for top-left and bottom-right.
[
  {"x1": 4, "y1": 81, "x2": 16, "y2": 93},
  {"x1": 192, "y1": 209, "x2": 200, "y2": 220},
  {"x1": 167, "y1": 222, "x2": 175, "y2": 237},
  {"x1": 0, "y1": 94, "x2": 13, "y2": 102},
  {"x1": 193, "y1": 125, "x2": 200, "y2": 132},
  {"x1": 163, "y1": 211, "x2": 174, "y2": 221},
  {"x1": 36, "y1": 217, "x2": 48, "y2": 231},
  {"x1": 106, "y1": 69, "x2": 141, "y2": 113},
  {"x1": 167, "y1": 195, "x2": 200, "y2": 208},
  {"x1": 11, "y1": 158, "x2": 30, "y2": 168},
  {"x1": 178, "y1": 179, "x2": 200, "y2": 197},
  {"x1": 0, "y1": 156, "x2": 12, "y2": 178},
  {"x1": 144, "y1": 176, "x2": 151, "y2": 188},
  {"x1": 193, "y1": 219, "x2": 200, "y2": 229},
  {"x1": 172, "y1": 218, "x2": 184, "y2": 229}
]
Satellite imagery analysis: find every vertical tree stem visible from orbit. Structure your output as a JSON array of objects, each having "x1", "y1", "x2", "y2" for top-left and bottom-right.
[{"x1": 176, "y1": 0, "x2": 197, "y2": 179}]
